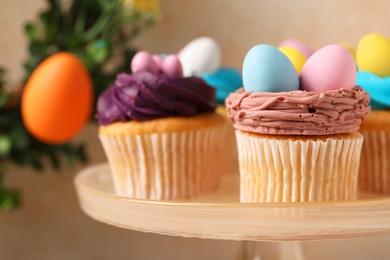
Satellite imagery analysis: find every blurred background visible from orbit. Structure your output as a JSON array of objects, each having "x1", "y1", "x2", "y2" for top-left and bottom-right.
[{"x1": 1, "y1": 0, "x2": 390, "y2": 259}]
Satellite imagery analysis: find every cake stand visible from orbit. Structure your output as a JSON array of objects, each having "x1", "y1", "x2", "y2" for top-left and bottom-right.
[{"x1": 74, "y1": 163, "x2": 390, "y2": 260}]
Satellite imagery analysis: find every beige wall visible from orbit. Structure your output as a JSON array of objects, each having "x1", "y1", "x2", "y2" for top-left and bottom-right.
[
  {"x1": 134, "y1": 0, "x2": 390, "y2": 69},
  {"x1": 2, "y1": 1, "x2": 390, "y2": 259},
  {"x1": 3, "y1": 0, "x2": 390, "y2": 84}
]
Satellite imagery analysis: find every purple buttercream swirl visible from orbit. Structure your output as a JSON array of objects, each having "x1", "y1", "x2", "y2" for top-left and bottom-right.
[{"x1": 96, "y1": 71, "x2": 216, "y2": 125}]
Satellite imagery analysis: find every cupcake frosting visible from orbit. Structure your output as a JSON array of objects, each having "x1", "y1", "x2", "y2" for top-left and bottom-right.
[
  {"x1": 226, "y1": 86, "x2": 370, "y2": 135},
  {"x1": 96, "y1": 71, "x2": 216, "y2": 125},
  {"x1": 357, "y1": 72, "x2": 390, "y2": 110}
]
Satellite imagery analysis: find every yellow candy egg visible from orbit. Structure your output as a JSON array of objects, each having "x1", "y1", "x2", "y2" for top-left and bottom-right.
[
  {"x1": 357, "y1": 33, "x2": 390, "y2": 77},
  {"x1": 278, "y1": 47, "x2": 307, "y2": 74},
  {"x1": 339, "y1": 42, "x2": 356, "y2": 61}
]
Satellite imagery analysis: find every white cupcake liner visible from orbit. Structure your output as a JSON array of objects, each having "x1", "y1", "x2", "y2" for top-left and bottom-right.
[
  {"x1": 236, "y1": 131, "x2": 363, "y2": 202},
  {"x1": 99, "y1": 125, "x2": 227, "y2": 200},
  {"x1": 359, "y1": 130, "x2": 390, "y2": 194}
]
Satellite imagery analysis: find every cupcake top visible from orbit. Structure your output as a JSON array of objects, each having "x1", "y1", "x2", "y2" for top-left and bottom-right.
[
  {"x1": 227, "y1": 87, "x2": 369, "y2": 135},
  {"x1": 96, "y1": 51, "x2": 216, "y2": 125},
  {"x1": 226, "y1": 44, "x2": 370, "y2": 136},
  {"x1": 356, "y1": 33, "x2": 390, "y2": 110}
]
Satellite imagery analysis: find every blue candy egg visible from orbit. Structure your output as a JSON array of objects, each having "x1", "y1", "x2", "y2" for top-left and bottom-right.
[{"x1": 242, "y1": 44, "x2": 300, "y2": 92}]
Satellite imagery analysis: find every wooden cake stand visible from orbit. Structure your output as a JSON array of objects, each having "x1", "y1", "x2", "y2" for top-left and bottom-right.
[{"x1": 74, "y1": 163, "x2": 390, "y2": 259}]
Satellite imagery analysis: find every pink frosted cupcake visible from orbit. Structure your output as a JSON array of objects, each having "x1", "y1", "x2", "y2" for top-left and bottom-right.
[{"x1": 226, "y1": 44, "x2": 370, "y2": 202}]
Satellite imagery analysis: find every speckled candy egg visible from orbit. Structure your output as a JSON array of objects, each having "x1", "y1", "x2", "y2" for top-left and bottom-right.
[
  {"x1": 242, "y1": 44, "x2": 300, "y2": 92},
  {"x1": 279, "y1": 39, "x2": 313, "y2": 58},
  {"x1": 178, "y1": 37, "x2": 221, "y2": 76},
  {"x1": 357, "y1": 33, "x2": 390, "y2": 77},
  {"x1": 279, "y1": 47, "x2": 307, "y2": 74},
  {"x1": 300, "y1": 44, "x2": 356, "y2": 92},
  {"x1": 339, "y1": 42, "x2": 356, "y2": 61}
]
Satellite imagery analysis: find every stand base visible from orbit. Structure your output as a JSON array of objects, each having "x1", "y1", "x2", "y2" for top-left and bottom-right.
[{"x1": 241, "y1": 241, "x2": 306, "y2": 260}]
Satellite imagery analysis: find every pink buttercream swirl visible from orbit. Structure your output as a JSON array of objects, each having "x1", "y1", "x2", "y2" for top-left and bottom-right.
[{"x1": 225, "y1": 86, "x2": 370, "y2": 135}]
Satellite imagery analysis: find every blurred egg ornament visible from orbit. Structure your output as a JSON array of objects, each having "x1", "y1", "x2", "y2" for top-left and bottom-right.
[
  {"x1": 279, "y1": 47, "x2": 307, "y2": 74},
  {"x1": 242, "y1": 44, "x2": 300, "y2": 92},
  {"x1": 356, "y1": 33, "x2": 390, "y2": 77},
  {"x1": 300, "y1": 44, "x2": 356, "y2": 92},
  {"x1": 279, "y1": 39, "x2": 313, "y2": 58},
  {"x1": 21, "y1": 52, "x2": 93, "y2": 144},
  {"x1": 178, "y1": 37, "x2": 221, "y2": 76}
]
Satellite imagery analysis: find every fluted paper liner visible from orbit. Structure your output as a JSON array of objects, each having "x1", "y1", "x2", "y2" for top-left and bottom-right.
[
  {"x1": 99, "y1": 125, "x2": 226, "y2": 200},
  {"x1": 236, "y1": 131, "x2": 363, "y2": 202},
  {"x1": 359, "y1": 130, "x2": 390, "y2": 194}
]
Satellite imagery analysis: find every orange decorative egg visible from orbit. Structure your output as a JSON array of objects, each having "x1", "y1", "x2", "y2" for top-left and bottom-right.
[{"x1": 21, "y1": 52, "x2": 93, "y2": 144}]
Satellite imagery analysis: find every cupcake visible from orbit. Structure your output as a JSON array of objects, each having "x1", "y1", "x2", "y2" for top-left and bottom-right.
[
  {"x1": 96, "y1": 51, "x2": 227, "y2": 200},
  {"x1": 226, "y1": 44, "x2": 370, "y2": 202},
  {"x1": 356, "y1": 33, "x2": 390, "y2": 194},
  {"x1": 178, "y1": 36, "x2": 243, "y2": 173}
]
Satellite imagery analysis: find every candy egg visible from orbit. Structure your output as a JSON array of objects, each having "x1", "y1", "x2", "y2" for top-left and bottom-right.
[
  {"x1": 152, "y1": 54, "x2": 164, "y2": 68},
  {"x1": 131, "y1": 51, "x2": 159, "y2": 74},
  {"x1": 178, "y1": 37, "x2": 221, "y2": 76},
  {"x1": 339, "y1": 42, "x2": 356, "y2": 61},
  {"x1": 242, "y1": 44, "x2": 300, "y2": 92},
  {"x1": 356, "y1": 33, "x2": 390, "y2": 77},
  {"x1": 300, "y1": 44, "x2": 356, "y2": 92},
  {"x1": 161, "y1": 55, "x2": 183, "y2": 77},
  {"x1": 21, "y1": 52, "x2": 93, "y2": 144},
  {"x1": 279, "y1": 39, "x2": 313, "y2": 58},
  {"x1": 279, "y1": 47, "x2": 307, "y2": 74}
]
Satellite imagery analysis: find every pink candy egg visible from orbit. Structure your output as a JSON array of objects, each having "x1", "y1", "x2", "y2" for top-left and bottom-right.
[
  {"x1": 131, "y1": 51, "x2": 159, "y2": 74},
  {"x1": 131, "y1": 51, "x2": 183, "y2": 77},
  {"x1": 279, "y1": 39, "x2": 313, "y2": 58},
  {"x1": 300, "y1": 44, "x2": 356, "y2": 92},
  {"x1": 152, "y1": 55, "x2": 164, "y2": 68},
  {"x1": 161, "y1": 55, "x2": 183, "y2": 77}
]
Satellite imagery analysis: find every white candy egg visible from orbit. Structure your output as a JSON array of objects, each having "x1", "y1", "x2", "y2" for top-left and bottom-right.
[{"x1": 178, "y1": 37, "x2": 221, "y2": 76}]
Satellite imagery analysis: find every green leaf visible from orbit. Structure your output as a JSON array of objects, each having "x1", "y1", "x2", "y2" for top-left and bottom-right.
[
  {"x1": 0, "y1": 66, "x2": 6, "y2": 90},
  {"x1": 25, "y1": 24, "x2": 39, "y2": 41},
  {"x1": 0, "y1": 186, "x2": 21, "y2": 211},
  {"x1": 74, "y1": 13, "x2": 86, "y2": 34},
  {"x1": 0, "y1": 94, "x2": 10, "y2": 108},
  {"x1": 0, "y1": 162, "x2": 7, "y2": 175},
  {"x1": 28, "y1": 155, "x2": 44, "y2": 171},
  {"x1": 65, "y1": 153, "x2": 76, "y2": 167},
  {"x1": 39, "y1": 12, "x2": 50, "y2": 25},
  {"x1": 10, "y1": 125, "x2": 31, "y2": 151},
  {"x1": 86, "y1": 39, "x2": 109, "y2": 63},
  {"x1": 0, "y1": 135, "x2": 12, "y2": 156},
  {"x1": 48, "y1": 153, "x2": 60, "y2": 169},
  {"x1": 76, "y1": 144, "x2": 88, "y2": 162},
  {"x1": 45, "y1": 22, "x2": 60, "y2": 45}
]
